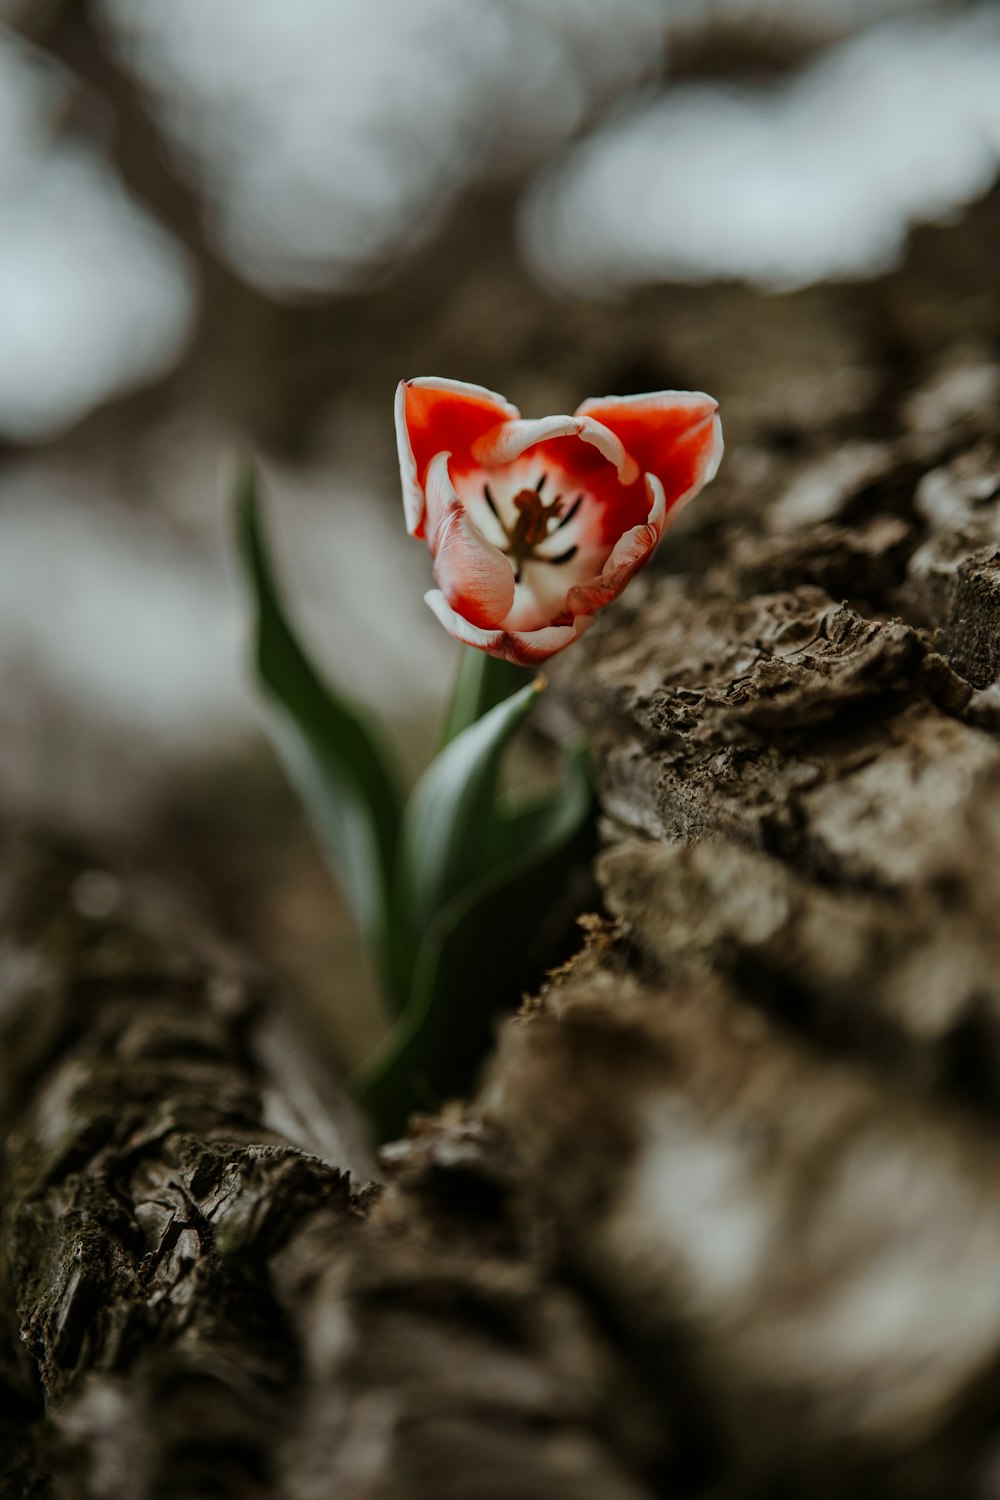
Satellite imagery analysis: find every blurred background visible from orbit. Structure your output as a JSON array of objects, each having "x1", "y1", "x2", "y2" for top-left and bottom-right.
[{"x1": 2, "y1": 0, "x2": 999, "y2": 1061}]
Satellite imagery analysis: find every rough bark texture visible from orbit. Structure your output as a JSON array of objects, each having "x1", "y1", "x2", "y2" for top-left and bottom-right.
[
  {"x1": 0, "y1": 841, "x2": 653, "y2": 1499},
  {"x1": 6, "y1": 200, "x2": 1000, "y2": 1495}
]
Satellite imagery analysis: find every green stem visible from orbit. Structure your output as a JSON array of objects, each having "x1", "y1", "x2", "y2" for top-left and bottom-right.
[{"x1": 441, "y1": 647, "x2": 528, "y2": 747}]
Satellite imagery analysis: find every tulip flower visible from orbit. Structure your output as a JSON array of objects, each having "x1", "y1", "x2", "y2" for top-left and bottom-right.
[
  {"x1": 237, "y1": 373, "x2": 723, "y2": 1138},
  {"x1": 396, "y1": 377, "x2": 723, "y2": 664}
]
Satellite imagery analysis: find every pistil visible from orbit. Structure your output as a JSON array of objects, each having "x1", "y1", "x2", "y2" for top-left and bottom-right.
[{"x1": 483, "y1": 475, "x2": 584, "y2": 583}]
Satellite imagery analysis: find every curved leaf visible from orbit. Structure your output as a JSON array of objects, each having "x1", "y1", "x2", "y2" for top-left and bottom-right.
[
  {"x1": 395, "y1": 676, "x2": 545, "y2": 948},
  {"x1": 357, "y1": 740, "x2": 592, "y2": 1139},
  {"x1": 234, "y1": 459, "x2": 407, "y2": 1007}
]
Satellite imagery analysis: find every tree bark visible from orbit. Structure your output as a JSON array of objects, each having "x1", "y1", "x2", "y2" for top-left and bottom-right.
[
  {"x1": 483, "y1": 298, "x2": 1000, "y2": 1495},
  {"x1": 0, "y1": 838, "x2": 652, "y2": 1499},
  {"x1": 6, "y1": 230, "x2": 1000, "y2": 1494}
]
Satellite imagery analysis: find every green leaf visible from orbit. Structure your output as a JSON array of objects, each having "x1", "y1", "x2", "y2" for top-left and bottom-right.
[
  {"x1": 356, "y1": 739, "x2": 592, "y2": 1140},
  {"x1": 395, "y1": 676, "x2": 544, "y2": 949},
  {"x1": 234, "y1": 459, "x2": 407, "y2": 1007},
  {"x1": 441, "y1": 645, "x2": 528, "y2": 746}
]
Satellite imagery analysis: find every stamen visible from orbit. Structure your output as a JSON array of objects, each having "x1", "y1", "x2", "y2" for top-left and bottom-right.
[
  {"x1": 542, "y1": 544, "x2": 579, "y2": 567},
  {"x1": 483, "y1": 482, "x2": 512, "y2": 543},
  {"x1": 552, "y1": 493, "x2": 583, "y2": 531},
  {"x1": 495, "y1": 483, "x2": 585, "y2": 583}
]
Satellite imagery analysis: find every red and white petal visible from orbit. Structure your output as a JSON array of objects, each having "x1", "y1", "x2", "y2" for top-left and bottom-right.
[
  {"x1": 573, "y1": 415, "x2": 639, "y2": 485},
  {"x1": 471, "y1": 414, "x2": 579, "y2": 466},
  {"x1": 425, "y1": 591, "x2": 590, "y2": 664},
  {"x1": 396, "y1": 377, "x2": 520, "y2": 538},
  {"x1": 644, "y1": 468, "x2": 668, "y2": 533},
  {"x1": 422, "y1": 448, "x2": 461, "y2": 545},
  {"x1": 424, "y1": 454, "x2": 515, "y2": 630},
  {"x1": 565, "y1": 474, "x2": 666, "y2": 618},
  {"x1": 506, "y1": 611, "x2": 594, "y2": 665},
  {"x1": 520, "y1": 432, "x2": 651, "y2": 544},
  {"x1": 394, "y1": 380, "x2": 423, "y2": 538},
  {"x1": 503, "y1": 555, "x2": 588, "y2": 634},
  {"x1": 574, "y1": 390, "x2": 723, "y2": 520}
]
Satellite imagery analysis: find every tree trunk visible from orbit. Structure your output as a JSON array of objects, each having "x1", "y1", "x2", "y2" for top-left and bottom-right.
[
  {"x1": 0, "y1": 837, "x2": 651, "y2": 1499},
  {"x1": 6, "y1": 251, "x2": 1000, "y2": 1495}
]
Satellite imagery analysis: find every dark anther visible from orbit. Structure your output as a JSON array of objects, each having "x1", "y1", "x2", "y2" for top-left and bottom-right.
[
  {"x1": 552, "y1": 494, "x2": 583, "y2": 531},
  {"x1": 489, "y1": 481, "x2": 585, "y2": 577}
]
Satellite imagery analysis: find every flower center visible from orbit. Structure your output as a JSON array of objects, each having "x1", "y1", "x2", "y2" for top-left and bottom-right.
[{"x1": 483, "y1": 474, "x2": 583, "y2": 584}]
